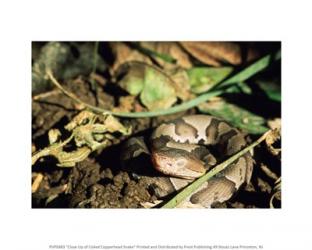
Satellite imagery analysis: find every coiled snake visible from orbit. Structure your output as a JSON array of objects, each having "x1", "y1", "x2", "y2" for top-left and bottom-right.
[{"x1": 122, "y1": 115, "x2": 254, "y2": 208}]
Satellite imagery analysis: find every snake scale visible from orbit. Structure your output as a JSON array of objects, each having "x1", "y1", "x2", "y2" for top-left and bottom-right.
[{"x1": 122, "y1": 115, "x2": 254, "y2": 208}]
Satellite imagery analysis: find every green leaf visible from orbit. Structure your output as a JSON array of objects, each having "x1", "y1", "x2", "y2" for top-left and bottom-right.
[
  {"x1": 237, "y1": 82, "x2": 253, "y2": 94},
  {"x1": 187, "y1": 67, "x2": 233, "y2": 93},
  {"x1": 256, "y1": 80, "x2": 281, "y2": 102},
  {"x1": 140, "y1": 67, "x2": 177, "y2": 110},
  {"x1": 117, "y1": 63, "x2": 145, "y2": 95},
  {"x1": 117, "y1": 62, "x2": 177, "y2": 110},
  {"x1": 198, "y1": 98, "x2": 268, "y2": 134},
  {"x1": 225, "y1": 82, "x2": 253, "y2": 95}
]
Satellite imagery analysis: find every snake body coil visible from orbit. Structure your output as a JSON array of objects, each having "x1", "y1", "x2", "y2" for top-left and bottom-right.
[{"x1": 123, "y1": 115, "x2": 254, "y2": 208}]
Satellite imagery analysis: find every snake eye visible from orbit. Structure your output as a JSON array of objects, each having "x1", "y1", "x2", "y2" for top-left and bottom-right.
[{"x1": 176, "y1": 158, "x2": 186, "y2": 167}]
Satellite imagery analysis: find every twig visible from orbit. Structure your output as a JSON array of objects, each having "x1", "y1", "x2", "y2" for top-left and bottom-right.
[
  {"x1": 32, "y1": 89, "x2": 61, "y2": 100},
  {"x1": 260, "y1": 164, "x2": 279, "y2": 181},
  {"x1": 32, "y1": 173, "x2": 44, "y2": 193},
  {"x1": 161, "y1": 130, "x2": 272, "y2": 208}
]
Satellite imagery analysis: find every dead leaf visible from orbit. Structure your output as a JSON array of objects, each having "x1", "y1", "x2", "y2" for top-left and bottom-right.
[
  {"x1": 103, "y1": 115, "x2": 132, "y2": 134},
  {"x1": 140, "y1": 42, "x2": 193, "y2": 69},
  {"x1": 110, "y1": 42, "x2": 152, "y2": 74},
  {"x1": 32, "y1": 111, "x2": 131, "y2": 167},
  {"x1": 265, "y1": 122, "x2": 281, "y2": 156},
  {"x1": 69, "y1": 113, "x2": 131, "y2": 150},
  {"x1": 268, "y1": 118, "x2": 281, "y2": 130},
  {"x1": 65, "y1": 110, "x2": 96, "y2": 131},
  {"x1": 180, "y1": 42, "x2": 242, "y2": 66},
  {"x1": 48, "y1": 129, "x2": 61, "y2": 144},
  {"x1": 113, "y1": 96, "x2": 137, "y2": 113},
  {"x1": 265, "y1": 129, "x2": 282, "y2": 156}
]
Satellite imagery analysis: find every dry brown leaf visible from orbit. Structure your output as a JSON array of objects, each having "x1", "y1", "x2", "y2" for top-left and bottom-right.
[
  {"x1": 180, "y1": 42, "x2": 242, "y2": 66},
  {"x1": 265, "y1": 128, "x2": 281, "y2": 157},
  {"x1": 268, "y1": 118, "x2": 281, "y2": 130},
  {"x1": 246, "y1": 46, "x2": 260, "y2": 63},
  {"x1": 103, "y1": 115, "x2": 131, "y2": 134},
  {"x1": 112, "y1": 96, "x2": 137, "y2": 113},
  {"x1": 110, "y1": 42, "x2": 152, "y2": 74},
  {"x1": 65, "y1": 110, "x2": 96, "y2": 131},
  {"x1": 134, "y1": 102, "x2": 145, "y2": 112},
  {"x1": 140, "y1": 42, "x2": 193, "y2": 69}
]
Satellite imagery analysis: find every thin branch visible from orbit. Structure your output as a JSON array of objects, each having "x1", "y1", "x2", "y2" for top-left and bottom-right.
[{"x1": 32, "y1": 89, "x2": 61, "y2": 100}]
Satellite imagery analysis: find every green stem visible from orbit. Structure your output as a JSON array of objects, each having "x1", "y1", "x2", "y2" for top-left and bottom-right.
[{"x1": 217, "y1": 50, "x2": 281, "y2": 88}]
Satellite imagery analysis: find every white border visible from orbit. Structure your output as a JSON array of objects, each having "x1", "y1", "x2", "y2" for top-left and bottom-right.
[{"x1": 1, "y1": 0, "x2": 312, "y2": 250}]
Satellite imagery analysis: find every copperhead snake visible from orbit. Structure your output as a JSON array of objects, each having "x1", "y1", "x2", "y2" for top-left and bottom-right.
[{"x1": 122, "y1": 115, "x2": 254, "y2": 208}]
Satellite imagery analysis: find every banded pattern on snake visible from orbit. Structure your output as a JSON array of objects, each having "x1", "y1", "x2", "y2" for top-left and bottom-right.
[{"x1": 122, "y1": 115, "x2": 254, "y2": 208}]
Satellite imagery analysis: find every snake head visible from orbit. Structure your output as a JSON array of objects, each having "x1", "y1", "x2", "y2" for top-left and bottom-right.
[{"x1": 151, "y1": 150, "x2": 206, "y2": 179}]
